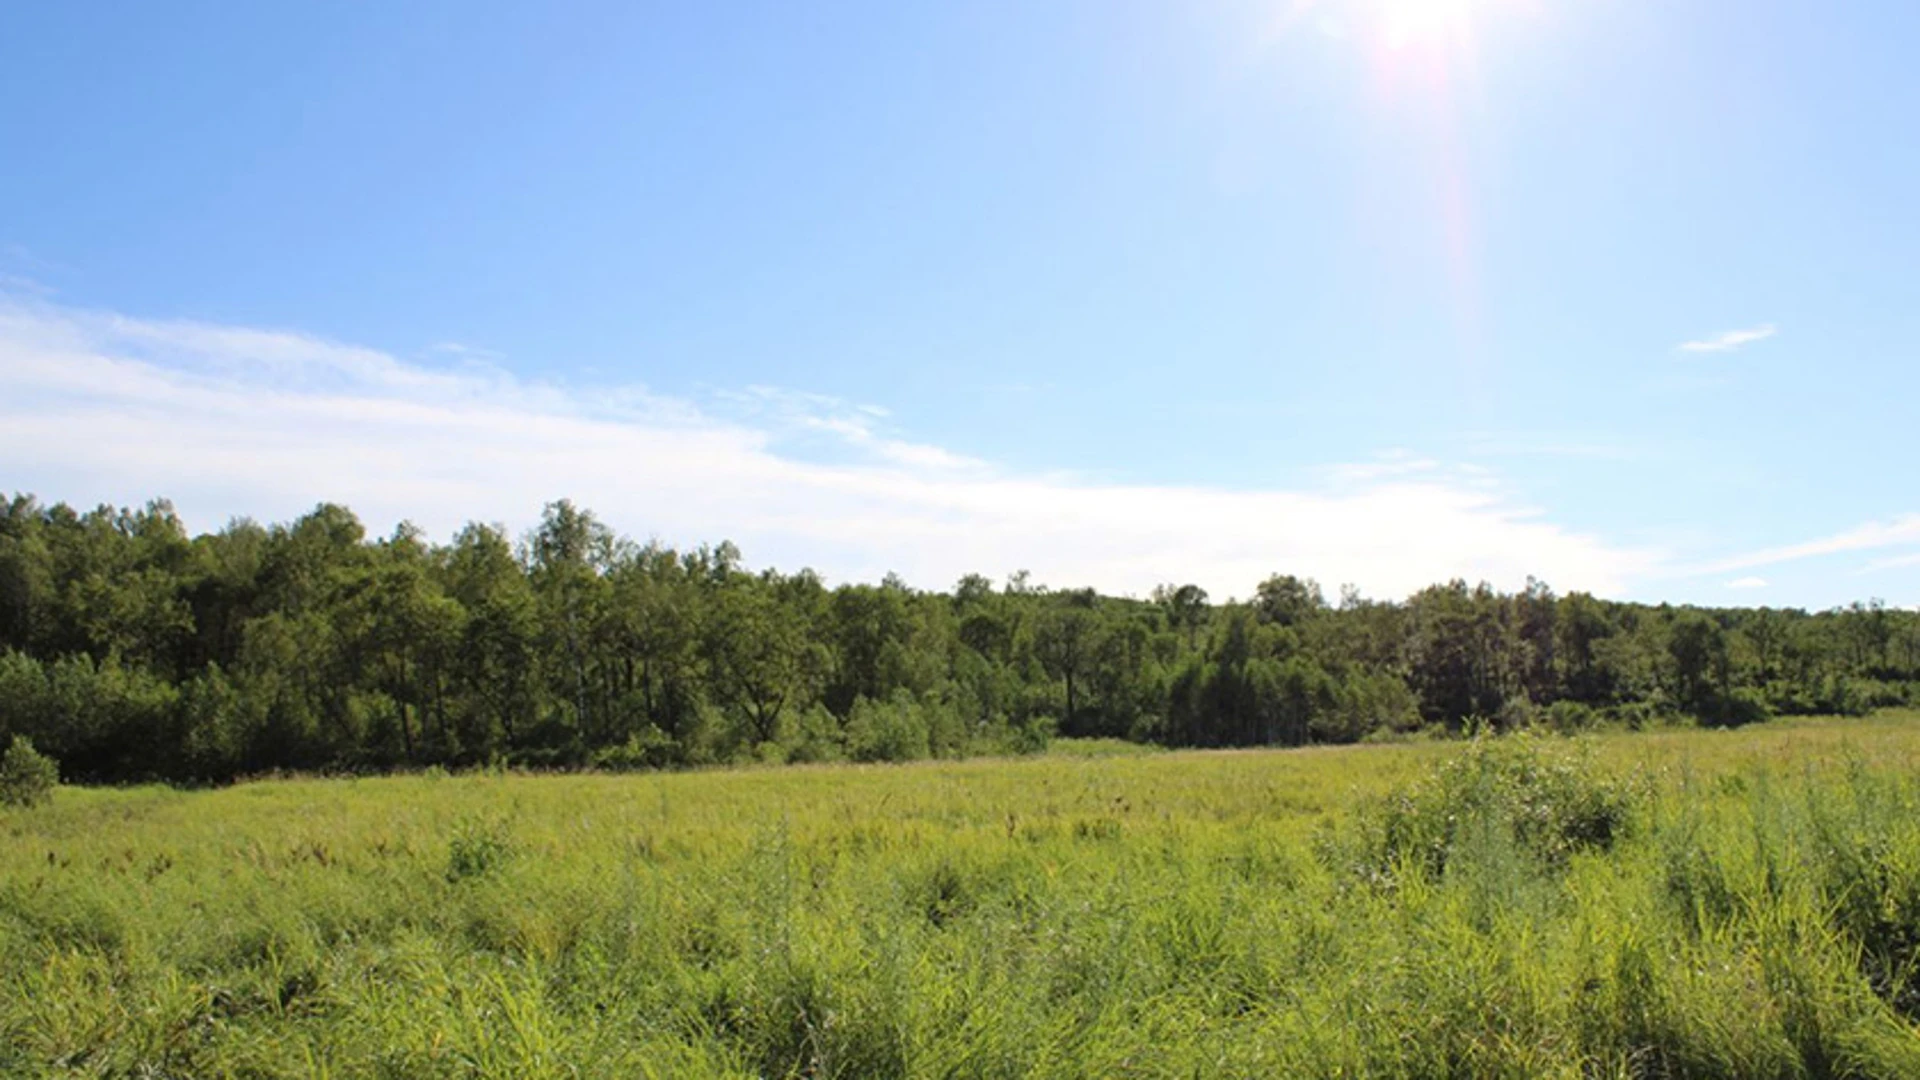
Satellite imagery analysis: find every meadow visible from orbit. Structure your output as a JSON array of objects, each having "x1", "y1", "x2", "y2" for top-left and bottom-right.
[{"x1": 5, "y1": 715, "x2": 1920, "y2": 1078}]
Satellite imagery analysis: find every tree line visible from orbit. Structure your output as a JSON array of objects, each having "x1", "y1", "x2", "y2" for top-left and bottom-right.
[{"x1": 1, "y1": 494, "x2": 1916, "y2": 784}]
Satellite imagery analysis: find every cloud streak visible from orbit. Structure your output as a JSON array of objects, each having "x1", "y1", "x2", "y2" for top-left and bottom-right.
[
  {"x1": 1866, "y1": 551, "x2": 1920, "y2": 573},
  {"x1": 1707, "y1": 514, "x2": 1920, "y2": 575},
  {"x1": 0, "y1": 298, "x2": 1656, "y2": 599},
  {"x1": 1678, "y1": 324, "x2": 1776, "y2": 354}
]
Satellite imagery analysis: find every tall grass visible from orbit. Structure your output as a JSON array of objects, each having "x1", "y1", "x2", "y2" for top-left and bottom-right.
[{"x1": 2, "y1": 714, "x2": 1919, "y2": 1076}]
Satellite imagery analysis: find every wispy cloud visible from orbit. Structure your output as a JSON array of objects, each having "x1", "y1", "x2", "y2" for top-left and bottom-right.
[
  {"x1": 0, "y1": 244, "x2": 67, "y2": 297},
  {"x1": 1321, "y1": 450, "x2": 1443, "y2": 485},
  {"x1": 1678, "y1": 324, "x2": 1776, "y2": 354},
  {"x1": 1866, "y1": 551, "x2": 1920, "y2": 573},
  {"x1": 1456, "y1": 431, "x2": 1641, "y2": 463},
  {"x1": 1726, "y1": 576, "x2": 1767, "y2": 590},
  {"x1": 0, "y1": 273, "x2": 55, "y2": 297},
  {"x1": 1707, "y1": 514, "x2": 1920, "y2": 574},
  {"x1": 0, "y1": 297, "x2": 1658, "y2": 599},
  {"x1": 426, "y1": 341, "x2": 504, "y2": 363},
  {"x1": 711, "y1": 384, "x2": 980, "y2": 472}
]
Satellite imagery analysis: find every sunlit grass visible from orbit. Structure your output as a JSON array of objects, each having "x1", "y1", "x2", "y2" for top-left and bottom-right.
[{"x1": 4, "y1": 713, "x2": 1920, "y2": 1076}]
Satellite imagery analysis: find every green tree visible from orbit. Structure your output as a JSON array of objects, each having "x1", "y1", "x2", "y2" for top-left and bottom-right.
[
  {"x1": 1034, "y1": 590, "x2": 1099, "y2": 731},
  {"x1": 355, "y1": 525, "x2": 465, "y2": 762},
  {"x1": 1405, "y1": 581, "x2": 1520, "y2": 730},
  {"x1": 705, "y1": 581, "x2": 820, "y2": 746},
  {"x1": 1153, "y1": 583, "x2": 1211, "y2": 651},
  {"x1": 528, "y1": 500, "x2": 617, "y2": 743},
  {"x1": 0, "y1": 736, "x2": 57, "y2": 808},
  {"x1": 1254, "y1": 574, "x2": 1323, "y2": 628},
  {"x1": 444, "y1": 523, "x2": 541, "y2": 755},
  {"x1": 1668, "y1": 611, "x2": 1731, "y2": 721}
]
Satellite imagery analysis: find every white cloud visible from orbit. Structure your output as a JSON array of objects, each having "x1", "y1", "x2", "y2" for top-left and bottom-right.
[
  {"x1": 0, "y1": 273, "x2": 55, "y2": 297},
  {"x1": 710, "y1": 384, "x2": 984, "y2": 472},
  {"x1": 1457, "y1": 431, "x2": 1640, "y2": 463},
  {"x1": 1678, "y1": 324, "x2": 1776, "y2": 354},
  {"x1": 1725, "y1": 576, "x2": 1768, "y2": 590},
  {"x1": 1866, "y1": 550, "x2": 1920, "y2": 573},
  {"x1": 0, "y1": 298, "x2": 1657, "y2": 599},
  {"x1": 1708, "y1": 514, "x2": 1920, "y2": 574},
  {"x1": 1321, "y1": 451, "x2": 1442, "y2": 485},
  {"x1": 426, "y1": 341, "x2": 505, "y2": 363}
]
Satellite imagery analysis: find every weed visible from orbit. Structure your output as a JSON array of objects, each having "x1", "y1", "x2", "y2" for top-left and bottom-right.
[
  {"x1": 0, "y1": 736, "x2": 58, "y2": 808},
  {"x1": 446, "y1": 815, "x2": 513, "y2": 881},
  {"x1": 1340, "y1": 732, "x2": 1639, "y2": 886},
  {"x1": 0, "y1": 713, "x2": 1915, "y2": 1076}
]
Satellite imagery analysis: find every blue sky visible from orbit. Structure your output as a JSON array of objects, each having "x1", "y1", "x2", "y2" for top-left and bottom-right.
[{"x1": 4, "y1": 0, "x2": 1918, "y2": 607}]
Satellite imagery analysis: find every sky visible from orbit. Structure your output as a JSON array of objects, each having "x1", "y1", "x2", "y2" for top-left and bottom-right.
[{"x1": 3, "y1": 0, "x2": 1919, "y2": 608}]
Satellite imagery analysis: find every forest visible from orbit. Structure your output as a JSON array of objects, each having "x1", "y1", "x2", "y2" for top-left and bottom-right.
[{"x1": 2, "y1": 492, "x2": 1916, "y2": 784}]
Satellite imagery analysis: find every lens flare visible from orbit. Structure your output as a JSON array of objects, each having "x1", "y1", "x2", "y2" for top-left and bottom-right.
[{"x1": 1378, "y1": 0, "x2": 1479, "y2": 50}]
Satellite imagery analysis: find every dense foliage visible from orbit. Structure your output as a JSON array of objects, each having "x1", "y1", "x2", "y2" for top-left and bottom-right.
[
  {"x1": 0, "y1": 736, "x2": 57, "y2": 808},
  {"x1": 2, "y1": 493, "x2": 1917, "y2": 783}
]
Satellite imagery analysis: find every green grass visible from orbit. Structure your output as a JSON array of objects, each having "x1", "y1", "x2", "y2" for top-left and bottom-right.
[
  {"x1": 1042, "y1": 736, "x2": 1165, "y2": 758},
  {"x1": 5, "y1": 714, "x2": 1920, "y2": 1077}
]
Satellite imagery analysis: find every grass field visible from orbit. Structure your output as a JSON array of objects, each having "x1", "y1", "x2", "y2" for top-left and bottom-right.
[{"x1": 6, "y1": 715, "x2": 1920, "y2": 1078}]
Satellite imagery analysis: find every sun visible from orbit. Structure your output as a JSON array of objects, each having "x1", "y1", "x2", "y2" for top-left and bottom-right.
[{"x1": 1375, "y1": 0, "x2": 1481, "y2": 51}]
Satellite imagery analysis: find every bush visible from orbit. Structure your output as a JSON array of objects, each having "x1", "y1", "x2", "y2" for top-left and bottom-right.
[
  {"x1": 177, "y1": 664, "x2": 249, "y2": 781},
  {"x1": 1605, "y1": 700, "x2": 1663, "y2": 731},
  {"x1": 1855, "y1": 679, "x2": 1913, "y2": 710},
  {"x1": 0, "y1": 651, "x2": 50, "y2": 743},
  {"x1": 1542, "y1": 699, "x2": 1600, "y2": 734},
  {"x1": 0, "y1": 736, "x2": 58, "y2": 808},
  {"x1": 1007, "y1": 714, "x2": 1055, "y2": 755},
  {"x1": 922, "y1": 696, "x2": 971, "y2": 758},
  {"x1": 776, "y1": 704, "x2": 847, "y2": 764},
  {"x1": 1342, "y1": 734, "x2": 1638, "y2": 883},
  {"x1": 1720, "y1": 687, "x2": 1772, "y2": 727},
  {"x1": 1493, "y1": 696, "x2": 1538, "y2": 732},
  {"x1": 1332, "y1": 669, "x2": 1422, "y2": 740},
  {"x1": 845, "y1": 691, "x2": 931, "y2": 763},
  {"x1": 40, "y1": 653, "x2": 181, "y2": 781},
  {"x1": 592, "y1": 724, "x2": 680, "y2": 771},
  {"x1": 1762, "y1": 679, "x2": 1818, "y2": 716},
  {"x1": 1814, "y1": 674, "x2": 1871, "y2": 717},
  {"x1": 446, "y1": 816, "x2": 512, "y2": 881}
]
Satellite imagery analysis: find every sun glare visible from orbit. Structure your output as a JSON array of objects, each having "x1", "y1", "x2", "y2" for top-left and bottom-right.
[{"x1": 1377, "y1": 0, "x2": 1480, "y2": 50}]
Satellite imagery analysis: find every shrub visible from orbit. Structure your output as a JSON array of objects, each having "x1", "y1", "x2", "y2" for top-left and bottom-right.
[
  {"x1": 922, "y1": 696, "x2": 971, "y2": 758},
  {"x1": 0, "y1": 736, "x2": 58, "y2": 808},
  {"x1": 1814, "y1": 674, "x2": 1871, "y2": 717},
  {"x1": 1329, "y1": 669, "x2": 1421, "y2": 741},
  {"x1": 1605, "y1": 700, "x2": 1662, "y2": 731},
  {"x1": 1343, "y1": 734, "x2": 1638, "y2": 883},
  {"x1": 1855, "y1": 679, "x2": 1913, "y2": 710},
  {"x1": 845, "y1": 691, "x2": 931, "y2": 763},
  {"x1": 1542, "y1": 699, "x2": 1600, "y2": 734},
  {"x1": 1719, "y1": 687, "x2": 1772, "y2": 727},
  {"x1": 446, "y1": 816, "x2": 512, "y2": 881},
  {"x1": 776, "y1": 704, "x2": 847, "y2": 764},
  {"x1": 1494, "y1": 696, "x2": 1538, "y2": 732},
  {"x1": 1806, "y1": 769, "x2": 1920, "y2": 1019},
  {"x1": 1007, "y1": 714, "x2": 1055, "y2": 755},
  {"x1": 0, "y1": 652, "x2": 50, "y2": 745},
  {"x1": 592, "y1": 724, "x2": 680, "y2": 771},
  {"x1": 1763, "y1": 679, "x2": 1818, "y2": 716},
  {"x1": 177, "y1": 663, "x2": 254, "y2": 782}
]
